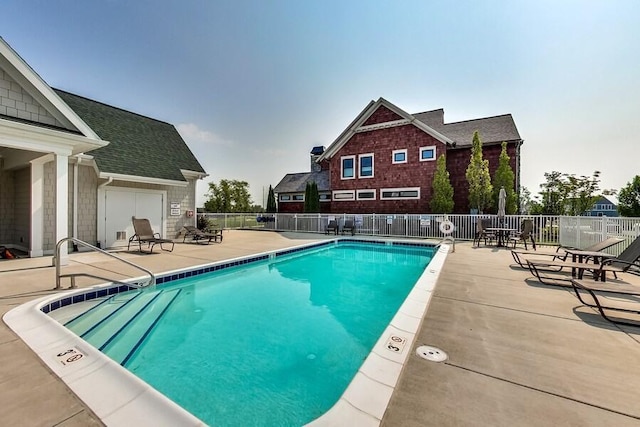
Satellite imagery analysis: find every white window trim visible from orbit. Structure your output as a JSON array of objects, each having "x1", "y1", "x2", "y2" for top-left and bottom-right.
[
  {"x1": 341, "y1": 155, "x2": 356, "y2": 180},
  {"x1": 380, "y1": 187, "x2": 421, "y2": 200},
  {"x1": 280, "y1": 193, "x2": 304, "y2": 202},
  {"x1": 419, "y1": 146, "x2": 436, "y2": 162},
  {"x1": 319, "y1": 193, "x2": 332, "y2": 202},
  {"x1": 358, "y1": 153, "x2": 374, "y2": 178},
  {"x1": 356, "y1": 189, "x2": 377, "y2": 200},
  {"x1": 332, "y1": 190, "x2": 355, "y2": 201},
  {"x1": 392, "y1": 149, "x2": 407, "y2": 164}
]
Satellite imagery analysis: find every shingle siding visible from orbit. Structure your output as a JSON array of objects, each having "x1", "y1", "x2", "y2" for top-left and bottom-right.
[
  {"x1": 275, "y1": 98, "x2": 522, "y2": 215},
  {"x1": 0, "y1": 69, "x2": 64, "y2": 127}
]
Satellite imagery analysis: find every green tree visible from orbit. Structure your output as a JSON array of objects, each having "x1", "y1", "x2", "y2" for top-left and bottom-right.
[
  {"x1": 266, "y1": 185, "x2": 277, "y2": 213},
  {"x1": 430, "y1": 154, "x2": 454, "y2": 213},
  {"x1": 304, "y1": 181, "x2": 320, "y2": 212},
  {"x1": 465, "y1": 131, "x2": 493, "y2": 213},
  {"x1": 203, "y1": 179, "x2": 253, "y2": 212},
  {"x1": 492, "y1": 142, "x2": 517, "y2": 214},
  {"x1": 618, "y1": 176, "x2": 640, "y2": 217},
  {"x1": 564, "y1": 171, "x2": 601, "y2": 216},
  {"x1": 536, "y1": 171, "x2": 601, "y2": 215}
]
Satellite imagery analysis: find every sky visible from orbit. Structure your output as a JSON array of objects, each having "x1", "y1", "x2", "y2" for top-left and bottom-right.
[{"x1": 3, "y1": 0, "x2": 639, "y2": 207}]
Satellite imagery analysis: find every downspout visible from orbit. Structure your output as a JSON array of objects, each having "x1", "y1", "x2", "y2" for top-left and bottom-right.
[{"x1": 97, "y1": 177, "x2": 113, "y2": 249}]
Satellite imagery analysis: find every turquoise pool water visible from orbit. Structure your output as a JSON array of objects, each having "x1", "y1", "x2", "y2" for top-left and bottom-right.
[{"x1": 65, "y1": 241, "x2": 433, "y2": 426}]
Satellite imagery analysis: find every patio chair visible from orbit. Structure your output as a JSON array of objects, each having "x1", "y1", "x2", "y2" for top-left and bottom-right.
[
  {"x1": 128, "y1": 217, "x2": 175, "y2": 253},
  {"x1": 342, "y1": 219, "x2": 355, "y2": 236},
  {"x1": 511, "y1": 236, "x2": 624, "y2": 269},
  {"x1": 527, "y1": 235, "x2": 640, "y2": 286},
  {"x1": 325, "y1": 220, "x2": 338, "y2": 235},
  {"x1": 183, "y1": 225, "x2": 223, "y2": 244},
  {"x1": 508, "y1": 219, "x2": 535, "y2": 250},
  {"x1": 473, "y1": 218, "x2": 496, "y2": 247},
  {"x1": 570, "y1": 273, "x2": 640, "y2": 326}
]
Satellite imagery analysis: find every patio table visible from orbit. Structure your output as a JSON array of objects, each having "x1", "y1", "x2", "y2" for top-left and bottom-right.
[
  {"x1": 561, "y1": 248, "x2": 616, "y2": 278},
  {"x1": 485, "y1": 227, "x2": 517, "y2": 247}
]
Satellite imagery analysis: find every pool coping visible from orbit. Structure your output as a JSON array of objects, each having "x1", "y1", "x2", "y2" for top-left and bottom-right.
[{"x1": 3, "y1": 238, "x2": 450, "y2": 426}]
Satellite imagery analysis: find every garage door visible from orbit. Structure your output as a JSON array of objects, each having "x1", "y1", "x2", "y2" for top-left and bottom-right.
[{"x1": 103, "y1": 188, "x2": 164, "y2": 248}]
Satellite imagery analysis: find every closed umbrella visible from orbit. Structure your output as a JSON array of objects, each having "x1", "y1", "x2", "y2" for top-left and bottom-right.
[{"x1": 498, "y1": 187, "x2": 506, "y2": 225}]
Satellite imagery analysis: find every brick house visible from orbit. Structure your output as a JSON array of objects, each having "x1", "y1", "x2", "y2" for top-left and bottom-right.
[
  {"x1": 274, "y1": 97, "x2": 522, "y2": 214},
  {"x1": 0, "y1": 37, "x2": 207, "y2": 257}
]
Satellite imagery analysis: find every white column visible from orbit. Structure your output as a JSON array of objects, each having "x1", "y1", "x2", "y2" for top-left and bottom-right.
[
  {"x1": 55, "y1": 153, "x2": 69, "y2": 265},
  {"x1": 29, "y1": 156, "x2": 48, "y2": 258}
]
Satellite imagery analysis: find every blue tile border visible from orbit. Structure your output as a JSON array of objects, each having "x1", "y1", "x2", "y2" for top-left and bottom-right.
[{"x1": 41, "y1": 239, "x2": 434, "y2": 315}]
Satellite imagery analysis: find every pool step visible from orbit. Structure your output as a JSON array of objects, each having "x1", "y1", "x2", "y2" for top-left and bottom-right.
[
  {"x1": 102, "y1": 288, "x2": 182, "y2": 365},
  {"x1": 80, "y1": 290, "x2": 173, "y2": 352},
  {"x1": 64, "y1": 292, "x2": 141, "y2": 337}
]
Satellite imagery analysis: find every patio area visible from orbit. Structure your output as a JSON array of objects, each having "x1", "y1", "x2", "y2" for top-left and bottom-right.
[{"x1": 1, "y1": 230, "x2": 639, "y2": 426}]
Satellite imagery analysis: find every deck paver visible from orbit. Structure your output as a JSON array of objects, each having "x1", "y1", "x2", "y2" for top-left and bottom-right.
[{"x1": 1, "y1": 231, "x2": 639, "y2": 426}]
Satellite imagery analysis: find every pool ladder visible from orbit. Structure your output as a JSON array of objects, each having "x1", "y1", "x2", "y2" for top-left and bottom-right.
[{"x1": 54, "y1": 237, "x2": 156, "y2": 290}]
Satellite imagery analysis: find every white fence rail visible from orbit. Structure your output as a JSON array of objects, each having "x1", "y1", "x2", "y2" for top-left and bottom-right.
[{"x1": 201, "y1": 212, "x2": 640, "y2": 254}]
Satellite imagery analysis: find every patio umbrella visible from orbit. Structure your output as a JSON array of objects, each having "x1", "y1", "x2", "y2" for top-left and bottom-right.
[{"x1": 497, "y1": 186, "x2": 506, "y2": 225}]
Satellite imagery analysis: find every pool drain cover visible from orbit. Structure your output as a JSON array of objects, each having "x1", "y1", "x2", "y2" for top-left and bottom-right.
[{"x1": 416, "y1": 345, "x2": 448, "y2": 362}]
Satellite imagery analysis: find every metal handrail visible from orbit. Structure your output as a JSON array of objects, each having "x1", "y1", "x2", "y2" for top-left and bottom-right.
[{"x1": 54, "y1": 237, "x2": 155, "y2": 290}]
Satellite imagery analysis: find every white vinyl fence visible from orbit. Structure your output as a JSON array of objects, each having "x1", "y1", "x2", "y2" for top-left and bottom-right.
[{"x1": 200, "y1": 212, "x2": 640, "y2": 254}]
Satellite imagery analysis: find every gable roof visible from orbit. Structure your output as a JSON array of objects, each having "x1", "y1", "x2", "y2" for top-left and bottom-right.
[
  {"x1": 55, "y1": 89, "x2": 206, "y2": 183},
  {"x1": 0, "y1": 37, "x2": 100, "y2": 139},
  {"x1": 318, "y1": 98, "x2": 454, "y2": 161},
  {"x1": 273, "y1": 170, "x2": 330, "y2": 193},
  {"x1": 414, "y1": 110, "x2": 521, "y2": 147}
]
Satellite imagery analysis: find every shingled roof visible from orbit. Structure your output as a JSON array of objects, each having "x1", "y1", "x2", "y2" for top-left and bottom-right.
[
  {"x1": 273, "y1": 170, "x2": 330, "y2": 194},
  {"x1": 55, "y1": 89, "x2": 205, "y2": 182},
  {"x1": 414, "y1": 110, "x2": 521, "y2": 147}
]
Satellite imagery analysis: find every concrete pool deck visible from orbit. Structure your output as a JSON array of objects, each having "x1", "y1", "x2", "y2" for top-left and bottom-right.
[{"x1": 1, "y1": 230, "x2": 639, "y2": 426}]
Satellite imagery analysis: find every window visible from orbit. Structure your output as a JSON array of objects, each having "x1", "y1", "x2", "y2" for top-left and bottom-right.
[
  {"x1": 341, "y1": 156, "x2": 355, "y2": 179},
  {"x1": 332, "y1": 190, "x2": 355, "y2": 201},
  {"x1": 392, "y1": 149, "x2": 407, "y2": 164},
  {"x1": 419, "y1": 146, "x2": 436, "y2": 161},
  {"x1": 357, "y1": 189, "x2": 376, "y2": 200},
  {"x1": 319, "y1": 193, "x2": 331, "y2": 201},
  {"x1": 358, "y1": 153, "x2": 374, "y2": 178},
  {"x1": 279, "y1": 194, "x2": 303, "y2": 202},
  {"x1": 380, "y1": 187, "x2": 420, "y2": 200}
]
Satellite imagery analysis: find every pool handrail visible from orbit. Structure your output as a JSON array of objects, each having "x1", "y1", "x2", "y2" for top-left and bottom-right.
[{"x1": 54, "y1": 237, "x2": 155, "y2": 290}]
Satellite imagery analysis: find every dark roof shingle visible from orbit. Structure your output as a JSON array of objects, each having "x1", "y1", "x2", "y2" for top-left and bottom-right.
[
  {"x1": 273, "y1": 170, "x2": 330, "y2": 193},
  {"x1": 55, "y1": 89, "x2": 205, "y2": 181},
  {"x1": 414, "y1": 111, "x2": 521, "y2": 147}
]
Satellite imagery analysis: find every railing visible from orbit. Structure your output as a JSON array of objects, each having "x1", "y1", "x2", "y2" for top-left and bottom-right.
[
  {"x1": 201, "y1": 212, "x2": 640, "y2": 254},
  {"x1": 54, "y1": 237, "x2": 155, "y2": 290}
]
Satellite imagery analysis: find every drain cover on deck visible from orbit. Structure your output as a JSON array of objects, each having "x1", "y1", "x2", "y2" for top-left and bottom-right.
[{"x1": 416, "y1": 345, "x2": 448, "y2": 362}]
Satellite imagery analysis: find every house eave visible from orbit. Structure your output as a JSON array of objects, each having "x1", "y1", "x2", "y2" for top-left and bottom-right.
[
  {"x1": 0, "y1": 117, "x2": 108, "y2": 155},
  {"x1": 0, "y1": 37, "x2": 101, "y2": 139},
  {"x1": 98, "y1": 172, "x2": 189, "y2": 187},
  {"x1": 180, "y1": 169, "x2": 208, "y2": 180}
]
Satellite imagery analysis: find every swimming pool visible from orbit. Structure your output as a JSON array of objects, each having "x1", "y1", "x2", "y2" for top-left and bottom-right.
[{"x1": 4, "y1": 238, "x2": 450, "y2": 426}]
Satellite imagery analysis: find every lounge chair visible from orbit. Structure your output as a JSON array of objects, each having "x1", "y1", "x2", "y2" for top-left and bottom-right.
[
  {"x1": 325, "y1": 220, "x2": 338, "y2": 235},
  {"x1": 508, "y1": 219, "x2": 535, "y2": 250},
  {"x1": 571, "y1": 273, "x2": 640, "y2": 326},
  {"x1": 511, "y1": 236, "x2": 624, "y2": 269},
  {"x1": 128, "y1": 217, "x2": 175, "y2": 253},
  {"x1": 473, "y1": 218, "x2": 496, "y2": 247},
  {"x1": 183, "y1": 225, "x2": 223, "y2": 244},
  {"x1": 527, "y1": 235, "x2": 640, "y2": 286},
  {"x1": 342, "y1": 220, "x2": 355, "y2": 236}
]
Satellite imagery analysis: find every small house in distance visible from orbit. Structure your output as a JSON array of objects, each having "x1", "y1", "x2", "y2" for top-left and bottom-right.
[
  {"x1": 274, "y1": 97, "x2": 523, "y2": 214},
  {"x1": 585, "y1": 196, "x2": 618, "y2": 217}
]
